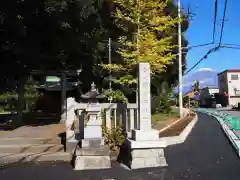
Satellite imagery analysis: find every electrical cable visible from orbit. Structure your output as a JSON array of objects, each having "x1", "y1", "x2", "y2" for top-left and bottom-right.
[
  {"x1": 184, "y1": 46, "x2": 220, "y2": 75},
  {"x1": 184, "y1": 0, "x2": 228, "y2": 76},
  {"x1": 220, "y1": 46, "x2": 240, "y2": 50},
  {"x1": 191, "y1": 0, "x2": 205, "y2": 13},
  {"x1": 213, "y1": 0, "x2": 218, "y2": 42},
  {"x1": 219, "y1": 0, "x2": 228, "y2": 45},
  {"x1": 181, "y1": 0, "x2": 218, "y2": 50}
]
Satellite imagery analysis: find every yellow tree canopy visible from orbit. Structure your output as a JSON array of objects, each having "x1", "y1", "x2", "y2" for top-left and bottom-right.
[{"x1": 101, "y1": 0, "x2": 179, "y2": 75}]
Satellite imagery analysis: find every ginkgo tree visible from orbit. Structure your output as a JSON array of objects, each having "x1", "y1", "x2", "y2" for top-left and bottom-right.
[{"x1": 101, "y1": 0, "x2": 180, "y2": 102}]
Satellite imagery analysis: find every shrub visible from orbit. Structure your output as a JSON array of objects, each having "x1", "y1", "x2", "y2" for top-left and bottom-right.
[
  {"x1": 102, "y1": 126, "x2": 126, "y2": 151},
  {"x1": 151, "y1": 92, "x2": 172, "y2": 115},
  {"x1": 0, "y1": 86, "x2": 41, "y2": 112},
  {"x1": 103, "y1": 89, "x2": 128, "y2": 103}
]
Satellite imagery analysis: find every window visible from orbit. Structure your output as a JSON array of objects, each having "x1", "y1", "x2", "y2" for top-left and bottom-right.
[{"x1": 231, "y1": 74, "x2": 239, "y2": 80}]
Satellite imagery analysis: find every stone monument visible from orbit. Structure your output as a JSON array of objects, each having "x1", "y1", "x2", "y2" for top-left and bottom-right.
[
  {"x1": 118, "y1": 63, "x2": 167, "y2": 169},
  {"x1": 74, "y1": 82, "x2": 111, "y2": 170}
]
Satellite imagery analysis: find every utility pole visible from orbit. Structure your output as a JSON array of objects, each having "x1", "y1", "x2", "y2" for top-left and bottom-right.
[
  {"x1": 178, "y1": 0, "x2": 183, "y2": 118},
  {"x1": 108, "y1": 38, "x2": 113, "y2": 103}
]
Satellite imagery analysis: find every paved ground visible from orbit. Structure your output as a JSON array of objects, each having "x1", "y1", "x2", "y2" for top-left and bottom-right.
[
  {"x1": 0, "y1": 124, "x2": 64, "y2": 138},
  {"x1": 1, "y1": 113, "x2": 240, "y2": 180},
  {"x1": 217, "y1": 109, "x2": 240, "y2": 118}
]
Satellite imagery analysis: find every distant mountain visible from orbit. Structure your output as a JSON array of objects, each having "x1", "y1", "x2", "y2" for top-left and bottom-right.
[{"x1": 174, "y1": 68, "x2": 219, "y2": 94}]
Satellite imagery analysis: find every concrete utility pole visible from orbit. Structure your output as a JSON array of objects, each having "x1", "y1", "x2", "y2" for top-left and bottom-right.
[
  {"x1": 108, "y1": 38, "x2": 113, "y2": 103},
  {"x1": 178, "y1": 0, "x2": 183, "y2": 118}
]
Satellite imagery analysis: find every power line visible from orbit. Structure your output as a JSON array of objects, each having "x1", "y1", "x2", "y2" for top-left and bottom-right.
[
  {"x1": 184, "y1": 0, "x2": 228, "y2": 76},
  {"x1": 220, "y1": 45, "x2": 240, "y2": 50},
  {"x1": 181, "y1": 0, "x2": 218, "y2": 51},
  {"x1": 213, "y1": 0, "x2": 218, "y2": 42},
  {"x1": 219, "y1": 0, "x2": 228, "y2": 45},
  {"x1": 191, "y1": 0, "x2": 205, "y2": 13},
  {"x1": 183, "y1": 43, "x2": 240, "y2": 50},
  {"x1": 184, "y1": 46, "x2": 220, "y2": 75},
  {"x1": 183, "y1": 43, "x2": 215, "y2": 50}
]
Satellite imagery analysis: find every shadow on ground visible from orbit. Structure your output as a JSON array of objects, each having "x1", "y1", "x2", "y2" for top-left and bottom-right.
[{"x1": 1, "y1": 113, "x2": 240, "y2": 180}]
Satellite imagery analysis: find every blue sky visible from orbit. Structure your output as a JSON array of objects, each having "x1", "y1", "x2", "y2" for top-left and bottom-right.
[{"x1": 181, "y1": 0, "x2": 240, "y2": 76}]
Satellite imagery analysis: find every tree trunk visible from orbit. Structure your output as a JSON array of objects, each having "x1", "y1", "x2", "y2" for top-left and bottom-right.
[{"x1": 16, "y1": 76, "x2": 26, "y2": 126}]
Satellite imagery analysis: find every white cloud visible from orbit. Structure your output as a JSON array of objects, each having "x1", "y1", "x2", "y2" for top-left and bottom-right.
[{"x1": 196, "y1": 68, "x2": 216, "y2": 72}]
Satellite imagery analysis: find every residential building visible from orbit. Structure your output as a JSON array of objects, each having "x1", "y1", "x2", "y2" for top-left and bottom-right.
[
  {"x1": 199, "y1": 86, "x2": 219, "y2": 107},
  {"x1": 218, "y1": 69, "x2": 240, "y2": 106}
]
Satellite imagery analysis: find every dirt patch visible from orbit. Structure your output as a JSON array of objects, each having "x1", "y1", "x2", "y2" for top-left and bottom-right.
[
  {"x1": 159, "y1": 113, "x2": 196, "y2": 137},
  {"x1": 152, "y1": 113, "x2": 179, "y2": 131}
]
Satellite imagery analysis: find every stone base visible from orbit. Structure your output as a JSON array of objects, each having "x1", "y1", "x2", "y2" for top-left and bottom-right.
[
  {"x1": 74, "y1": 155, "x2": 111, "y2": 170},
  {"x1": 80, "y1": 138, "x2": 104, "y2": 148},
  {"x1": 132, "y1": 129, "x2": 159, "y2": 141},
  {"x1": 126, "y1": 138, "x2": 167, "y2": 149},
  {"x1": 74, "y1": 145, "x2": 111, "y2": 170},
  {"x1": 118, "y1": 139, "x2": 167, "y2": 169}
]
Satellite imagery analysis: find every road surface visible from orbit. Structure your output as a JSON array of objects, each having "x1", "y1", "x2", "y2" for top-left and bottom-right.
[{"x1": 1, "y1": 113, "x2": 240, "y2": 180}]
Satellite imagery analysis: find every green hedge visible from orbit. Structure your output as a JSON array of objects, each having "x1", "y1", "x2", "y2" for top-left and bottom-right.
[{"x1": 0, "y1": 90, "x2": 40, "y2": 112}]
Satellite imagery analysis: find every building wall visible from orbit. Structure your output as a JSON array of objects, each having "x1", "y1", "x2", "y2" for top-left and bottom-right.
[
  {"x1": 199, "y1": 87, "x2": 219, "y2": 106},
  {"x1": 227, "y1": 72, "x2": 240, "y2": 106},
  {"x1": 199, "y1": 87, "x2": 219, "y2": 99},
  {"x1": 218, "y1": 71, "x2": 240, "y2": 106},
  {"x1": 218, "y1": 72, "x2": 228, "y2": 94},
  {"x1": 209, "y1": 88, "x2": 219, "y2": 95},
  {"x1": 227, "y1": 72, "x2": 240, "y2": 96},
  {"x1": 218, "y1": 72, "x2": 229, "y2": 106}
]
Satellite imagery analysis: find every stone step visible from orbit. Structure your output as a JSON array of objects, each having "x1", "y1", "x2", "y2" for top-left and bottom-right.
[
  {"x1": 0, "y1": 152, "x2": 71, "y2": 166},
  {"x1": 0, "y1": 137, "x2": 62, "y2": 145},
  {"x1": 0, "y1": 144, "x2": 64, "y2": 153}
]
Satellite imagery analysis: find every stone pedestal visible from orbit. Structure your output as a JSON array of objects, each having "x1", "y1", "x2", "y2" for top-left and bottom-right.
[
  {"x1": 74, "y1": 139, "x2": 111, "y2": 170},
  {"x1": 118, "y1": 63, "x2": 168, "y2": 169},
  {"x1": 118, "y1": 136, "x2": 167, "y2": 169},
  {"x1": 118, "y1": 139, "x2": 167, "y2": 169}
]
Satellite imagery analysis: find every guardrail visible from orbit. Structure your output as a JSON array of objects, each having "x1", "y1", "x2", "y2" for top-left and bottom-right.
[{"x1": 197, "y1": 108, "x2": 240, "y2": 130}]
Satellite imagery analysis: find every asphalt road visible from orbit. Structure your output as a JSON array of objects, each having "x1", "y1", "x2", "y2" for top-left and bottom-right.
[{"x1": 1, "y1": 113, "x2": 240, "y2": 180}]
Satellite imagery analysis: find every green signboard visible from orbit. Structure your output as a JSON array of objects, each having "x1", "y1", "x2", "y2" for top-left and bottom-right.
[{"x1": 46, "y1": 76, "x2": 60, "y2": 82}]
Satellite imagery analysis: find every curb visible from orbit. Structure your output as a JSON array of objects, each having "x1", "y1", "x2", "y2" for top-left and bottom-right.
[
  {"x1": 159, "y1": 108, "x2": 190, "y2": 133},
  {"x1": 161, "y1": 113, "x2": 198, "y2": 147},
  {"x1": 201, "y1": 112, "x2": 240, "y2": 158}
]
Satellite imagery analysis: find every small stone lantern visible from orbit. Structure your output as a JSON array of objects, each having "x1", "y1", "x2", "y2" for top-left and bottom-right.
[
  {"x1": 80, "y1": 82, "x2": 104, "y2": 103},
  {"x1": 74, "y1": 82, "x2": 110, "y2": 170},
  {"x1": 79, "y1": 82, "x2": 105, "y2": 140}
]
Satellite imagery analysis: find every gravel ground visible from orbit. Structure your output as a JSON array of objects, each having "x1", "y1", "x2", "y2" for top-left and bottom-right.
[{"x1": 1, "y1": 113, "x2": 240, "y2": 180}]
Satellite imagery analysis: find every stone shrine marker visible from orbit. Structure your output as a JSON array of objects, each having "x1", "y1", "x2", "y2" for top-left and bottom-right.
[
  {"x1": 138, "y1": 63, "x2": 152, "y2": 131},
  {"x1": 119, "y1": 63, "x2": 167, "y2": 169},
  {"x1": 132, "y1": 63, "x2": 159, "y2": 141}
]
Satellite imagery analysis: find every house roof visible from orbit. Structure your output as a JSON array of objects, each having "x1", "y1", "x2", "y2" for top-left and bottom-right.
[
  {"x1": 31, "y1": 70, "x2": 80, "y2": 76},
  {"x1": 183, "y1": 89, "x2": 194, "y2": 97},
  {"x1": 35, "y1": 82, "x2": 77, "y2": 91},
  {"x1": 217, "y1": 69, "x2": 240, "y2": 76}
]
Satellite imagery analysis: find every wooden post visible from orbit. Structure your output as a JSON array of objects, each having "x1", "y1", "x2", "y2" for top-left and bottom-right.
[
  {"x1": 61, "y1": 73, "x2": 67, "y2": 117},
  {"x1": 61, "y1": 73, "x2": 68, "y2": 150}
]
